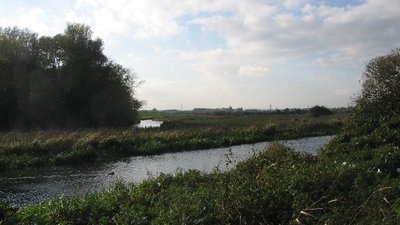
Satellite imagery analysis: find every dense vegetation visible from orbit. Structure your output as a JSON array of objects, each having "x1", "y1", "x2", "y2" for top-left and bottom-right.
[
  {"x1": 5, "y1": 144, "x2": 399, "y2": 225},
  {"x1": 1, "y1": 50, "x2": 399, "y2": 224},
  {"x1": 309, "y1": 105, "x2": 333, "y2": 117},
  {"x1": 0, "y1": 114, "x2": 343, "y2": 170},
  {"x1": 320, "y1": 49, "x2": 400, "y2": 174},
  {"x1": 0, "y1": 24, "x2": 141, "y2": 130}
]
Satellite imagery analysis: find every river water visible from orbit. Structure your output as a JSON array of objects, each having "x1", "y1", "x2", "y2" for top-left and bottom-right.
[
  {"x1": 0, "y1": 135, "x2": 333, "y2": 206},
  {"x1": 136, "y1": 119, "x2": 163, "y2": 128}
]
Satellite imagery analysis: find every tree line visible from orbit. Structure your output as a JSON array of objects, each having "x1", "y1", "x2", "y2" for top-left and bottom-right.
[{"x1": 0, "y1": 23, "x2": 142, "y2": 130}]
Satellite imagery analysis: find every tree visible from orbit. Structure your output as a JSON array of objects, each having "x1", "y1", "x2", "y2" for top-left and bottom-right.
[
  {"x1": 309, "y1": 105, "x2": 332, "y2": 117},
  {"x1": 356, "y1": 49, "x2": 400, "y2": 117},
  {"x1": 0, "y1": 27, "x2": 40, "y2": 129},
  {"x1": 0, "y1": 24, "x2": 142, "y2": 129},
  {"x1": 343, "y1": 49, "x2": 400, "y2": 136},
  {"x1": 321, "y1": 49, "x2": 400, "y2": 175}
]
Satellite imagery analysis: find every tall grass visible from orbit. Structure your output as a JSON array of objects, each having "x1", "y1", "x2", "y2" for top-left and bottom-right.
[{"x1": 0, "y1": 115, "x2": 344, "y2": 170}]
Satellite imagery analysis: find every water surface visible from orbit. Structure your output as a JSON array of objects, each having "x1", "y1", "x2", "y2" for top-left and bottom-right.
[{"x1": 136, "y1": 120, "x2": 163, "y2": 128}]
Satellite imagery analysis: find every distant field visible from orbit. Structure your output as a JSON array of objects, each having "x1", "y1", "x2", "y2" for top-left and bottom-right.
[{"x1": 140, "y1": 110, "x2": 348, "y2": 129}]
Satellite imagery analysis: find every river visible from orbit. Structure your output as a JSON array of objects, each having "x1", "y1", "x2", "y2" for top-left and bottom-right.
[
  {"x1": 136, "y1": 119, "x2": 163, "y2": 128},
  {"x1": 0, "y1": 135, "x2": 333, "y2": 206}
]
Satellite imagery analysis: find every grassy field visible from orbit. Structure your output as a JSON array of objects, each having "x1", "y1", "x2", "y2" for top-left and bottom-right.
[
  {"x1": 140, "y1": 110, "x2": 347, "y2": 129},
  {"x1": 0, "y1": 113, "x2": 345, "y2": 170}
]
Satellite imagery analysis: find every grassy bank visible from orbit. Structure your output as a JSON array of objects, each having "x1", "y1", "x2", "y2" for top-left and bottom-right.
[
  {"x1": 1, "y1": 142, "x2": 399, "y2": 225},
  {"x1": 0, "y1": 114, "x2": 344, "y2": 170}
]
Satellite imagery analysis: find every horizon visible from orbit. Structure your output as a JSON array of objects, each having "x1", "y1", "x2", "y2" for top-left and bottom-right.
[
  {"x1": 139, "y1": 105, "x2": 351, "y2": 112},
  {"x1": 1, "y1": 0, "x2": 399, "y2": 110}
]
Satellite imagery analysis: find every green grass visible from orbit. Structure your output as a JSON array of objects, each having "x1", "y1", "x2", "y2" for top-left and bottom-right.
[
  {"x1": 139, "y1": 110, "x2": 195, "y2": 121},
  {"x1": 2, "y1": 144, "x2": 399, "y2": 225},
  {"x1": 0, "y1": 114, "x2": 345, "y2": 170},
  {"x1": 142, "y1": 111, "x2": 347, "y2": 129}
]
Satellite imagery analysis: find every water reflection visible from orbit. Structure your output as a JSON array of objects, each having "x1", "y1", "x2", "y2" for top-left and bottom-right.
[{"x1": 136, "y1": 120, "x2": 163, "y2": 128}]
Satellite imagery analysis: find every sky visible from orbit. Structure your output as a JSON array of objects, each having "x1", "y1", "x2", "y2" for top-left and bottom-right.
[{"x1": 1, "y1": 0, "x2": 399, "y2": 110}]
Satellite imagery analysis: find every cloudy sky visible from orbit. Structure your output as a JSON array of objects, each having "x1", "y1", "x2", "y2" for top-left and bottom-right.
[{"x1": 1, "y1": 0, "x2": 399, "y2": 110}]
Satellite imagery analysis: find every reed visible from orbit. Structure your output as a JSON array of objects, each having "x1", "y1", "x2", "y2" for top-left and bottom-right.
[{"x1": 0, "y1": 116, "x2": 343, "y2": 170}]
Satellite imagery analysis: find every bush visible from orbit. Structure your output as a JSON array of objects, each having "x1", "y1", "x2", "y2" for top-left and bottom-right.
[
  {"x1": 344, "y1": 49, "x2": 400, "y2": 137},
  {"x1": 321, "y1": 49, "x2": 400, "y2": 168},
  {"x1": 310, "y1": 105, "x2": 333, "y2": 117}
]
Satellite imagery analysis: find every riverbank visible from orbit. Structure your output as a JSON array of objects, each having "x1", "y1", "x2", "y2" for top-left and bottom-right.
[
  {"x1": 0, "y1": 114, "x2": 344, "y2": 170},
  {"x1": 1, "y1": 136, "x2": 333, "y2": 207},
  {"x1": 2, "y1": 141, "x2": 399, "y2": 225}
]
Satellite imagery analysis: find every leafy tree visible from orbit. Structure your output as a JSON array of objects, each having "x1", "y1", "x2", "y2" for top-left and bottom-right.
[
  {"x1": 0, "y1": 23, "x2": 142, "y2": 129},
  {"x1": 356, "y1": 49, "x2": 400, "y2": 117},
  {"x1": 0, "y1": 27, "x2": 40, "y2": 129},
  {"x1": 309, "y1": 105, "x2": 332, "y2": 117},
  {"x1": 343, "y1": 48, "x2": 400, "y2": 137},
  {"x1": 322, "y1": 48, "x2": 400, "y2": 174}
]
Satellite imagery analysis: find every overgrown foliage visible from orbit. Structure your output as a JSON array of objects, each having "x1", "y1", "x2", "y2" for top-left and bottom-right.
[
  {"x1": 2, "y1": 144, "x2": 398, "y2": 225},
  {"x1": 0, "y1": 24, "x2": 141, "y2": 130},
  {"x1": 319, "y1": 49, "x2": 400, "y2": 221},
  {"x1": 0, "y1": 115, "x2": 342, "y2": 170},
  {"x1": 321, "y1": 49, "x2": 400, "y2": 173},
  {"x1": 309, "y1": 105, "x2": 333, "y2": 117}
]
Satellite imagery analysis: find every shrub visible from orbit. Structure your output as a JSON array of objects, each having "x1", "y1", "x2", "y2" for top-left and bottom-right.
[{"x1": 310, "y1": 105, "x2": 333, "y2": 117}]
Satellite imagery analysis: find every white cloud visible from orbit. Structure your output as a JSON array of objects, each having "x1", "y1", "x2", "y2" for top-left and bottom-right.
[
  {"x1": 1, "y1": 7, "x2": 56, "y2": 35},
  {"x1": 238, "y1": 65, "x2": 269, "y2": 77},
  {"x1": 72, "y1": 0, "x2": 184, "y2": 39},
  {"x1": 5, "y1": 0, "x2": 398, "y2": 62},
  {"x1": 184, "y1": 0, "x2": 400, "y2": 79},
  {"x1": 283, "y1": 0, "x2": 306, "y2": 8},
  {"x1": 333, "y1": 88, "x2": 350, "y2": 97}
]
